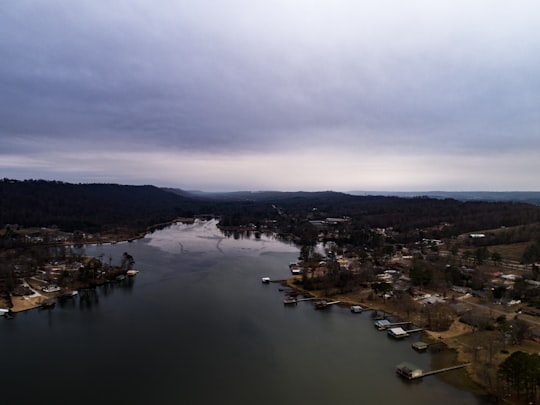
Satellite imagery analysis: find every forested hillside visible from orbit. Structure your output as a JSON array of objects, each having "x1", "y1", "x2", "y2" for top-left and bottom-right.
[
  {"x1": 2, "y1": 180, "x2": 540, "y2": 239},
  {"x1": 214, "y1": 191, "x2": 540, "y2": 238},
  {"x1": 0, "y1": 179, "x2": 201, "y2": 232}
]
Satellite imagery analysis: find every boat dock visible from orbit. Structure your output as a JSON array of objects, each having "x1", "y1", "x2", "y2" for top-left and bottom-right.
[
  {"x1": 374, "y1": 320, "x2": 410, "y2": 330},
  {"x1": 283, "y1": 296, "x2": 316, "y2": 305},
  {"x1": 387, "y1": 326, "x2": 423, "y2": 339},
  {"x1": 421, "y1": 363, "x2": 470, "y2": 378},
  {"x1": 412, "y1": 341, "x2": 429, "y2": 351},
  {"x1": 315, "y1": 300, "x2": 340, "y2": 309},
  {"x1": 296, "y1": 297, "x2": 316, "y2": 302},
  {"x1": 396, "y1": 362, "x2": 470, "y2": 380}
]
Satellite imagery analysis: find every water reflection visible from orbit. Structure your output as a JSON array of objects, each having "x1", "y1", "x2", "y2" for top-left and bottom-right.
[
  {"x1": 145, "y1": 219, "x2": 298, "y2": 257},
  {"x1": 79, "y1": 288, "x2": 99, "y2": 310}
]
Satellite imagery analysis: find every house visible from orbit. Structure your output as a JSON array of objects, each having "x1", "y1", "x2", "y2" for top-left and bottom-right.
[
  {"x1": 325, "y1": 217, "x2": 350, "y2": 224},
  {"x1": 289, "y1": 263, "x2": 303, "y2": 275},
  {"x1": 423, "y1": 296, "x2": 445, "y2": 305},
  {"x1": 526, "y1": 279, "x2": 540, "y2": 287},
  {"x1": 501, "y1": 274, "x2": 521, "y2": 281}
]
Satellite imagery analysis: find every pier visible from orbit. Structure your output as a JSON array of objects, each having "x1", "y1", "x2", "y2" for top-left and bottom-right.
[
  {"x1": 374, "y1": 320, "x2": 410, "y2": 330},
  {"x1": 296, "y1": 297, "x2": 316, "y2": 302},
  {"x1": 315, "y1": 300, "x2": 340, "y2": 309},
  {"x1": 387, "y1": 326, "x2": 423, "y2": 339},
  {"x1": 421, "y1": 363, "x2": 471, "y2": 378},
  {"x1": 283, "y1": 297, "x2": 316, "y2": 305},
  {"x1": 396, "y1": 362, "x2": 470, "y2": 380}
]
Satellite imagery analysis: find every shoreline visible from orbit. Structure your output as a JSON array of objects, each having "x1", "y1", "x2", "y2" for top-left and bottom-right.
[
  {"x1": 281, "y1": 277, "x2": 497, "y2": 400},
  {"x1": 2, "y1": 219, "x2": 195, "y2": 313}
]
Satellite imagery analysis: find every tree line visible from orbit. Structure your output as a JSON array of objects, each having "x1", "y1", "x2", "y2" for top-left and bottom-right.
[{"x1": 2, "y1": 179, "x2": 540, "y2": 241}]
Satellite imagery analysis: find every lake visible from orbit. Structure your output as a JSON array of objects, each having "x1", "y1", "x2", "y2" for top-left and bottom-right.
[{"x1": 1, "y1": 220, "x2": 484, "y2": 404}]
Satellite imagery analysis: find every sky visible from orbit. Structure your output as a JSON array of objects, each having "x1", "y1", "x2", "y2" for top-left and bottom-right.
[{"x1": 1, "y1": 0, "x2": 539, "y2": 192}]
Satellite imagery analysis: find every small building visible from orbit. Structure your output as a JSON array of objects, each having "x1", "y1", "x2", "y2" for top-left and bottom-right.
[
  {"x1": 325, "y1": 217, "x2": 350, "y2": 224},
  {"x1": 526, "y1": 279, "x2": 540, "y2": 287},
  {"x1": 501, "y1": 274, "x2": 521, "y2": 281},
  {"x1": 42, "y1": 285, "x2": 61, "y2": 293},
  {"x1": 412, "y1": 341, "x2": 429, "y2": 352},
  {"x1": 315, "y1": 300, "x2": 328, "y2": 309},
  {"x1": 374, "y1": 319, "x2": 392, "y2": 330},
  {"x1": 396, "y1": 362, "x2": 423, "y2": 379},
  {"x1": 283, "y1": 296, "x2": 297, "y2": 305},
  {"x1": 289, "y1": 262, "x2": 304, "y2": 275},
  {"x1": 388, "y1": 327, "x2": 409, "y2": 339},
  {"x1": 423, "y1": 296, "x2": 445, "y2": 305}
]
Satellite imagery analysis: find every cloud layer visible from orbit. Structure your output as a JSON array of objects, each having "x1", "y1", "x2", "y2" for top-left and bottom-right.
[{"x1": 1, "y1": 0, "x2": 539, "y2": 190}]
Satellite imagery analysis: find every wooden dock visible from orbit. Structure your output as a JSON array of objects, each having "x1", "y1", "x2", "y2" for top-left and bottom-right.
[
  {"x1": 420, "y1": 363, "x2": 470, "y2": 378},
  {"x1": 315, "y1": 300, "x2": 340, "y2": 309},
  {"x1": 396, "y1": 362, "x2": 470, "y2": 380},
  {"x1": 375, "y1": 320, "x2": 412, "y2": 330},
  {"x1": 296, "y1": 297, "x2": 316, "y2": 302},
  {"x1": 389, "y1": 321, "x2": 410, "y2": 327}
]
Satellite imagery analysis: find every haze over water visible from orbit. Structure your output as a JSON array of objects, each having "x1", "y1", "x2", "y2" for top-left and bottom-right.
[{"x1": 1, "y1": 220, "x2": 482, "y2": 404}]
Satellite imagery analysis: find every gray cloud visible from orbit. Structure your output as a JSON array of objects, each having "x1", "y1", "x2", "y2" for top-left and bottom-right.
[{"x1": 1, "y1": 0, "x2": 539, "y2": 189}]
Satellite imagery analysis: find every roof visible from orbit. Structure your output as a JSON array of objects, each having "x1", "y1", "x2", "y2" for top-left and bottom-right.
[
  {"x1": 388, "y1": 327, "x2": 408, "y2": 336},
  {"x1": 397, "y1": 362, "x2": 421, "y2": 371},
  {"x1": 412, "y1": 341, "x2": 429, "y2": 350},
  {"x1": 375, "y1": 319, "x2": 391, "y2": 326}
]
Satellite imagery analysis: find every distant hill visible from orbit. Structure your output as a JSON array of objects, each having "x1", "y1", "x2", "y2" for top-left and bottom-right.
[
  {"x1": 348, "y1": 191, "x2": 540, "y2": 205},
  {"x1": 177, "y1": 190, "x2": 347, "y2": 201},
  {"x1": 182, "y1": 189, "x2": 540, "y2": 237},
  {"x1": 2, "y1": 180, "x2": 540, "y2": 238},
  {"x1": 0, "y1": 179, "x2": 203, "y2": 232}
]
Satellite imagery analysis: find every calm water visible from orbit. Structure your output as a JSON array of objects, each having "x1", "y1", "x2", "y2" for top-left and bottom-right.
[{"x1": 1, "y1": 220, "x2": 483, "y2": 404}]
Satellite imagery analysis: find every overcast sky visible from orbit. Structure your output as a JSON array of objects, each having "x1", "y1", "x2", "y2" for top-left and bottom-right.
[{"x1": 1, "y1": 1, "x2": 539, "y2": 191}]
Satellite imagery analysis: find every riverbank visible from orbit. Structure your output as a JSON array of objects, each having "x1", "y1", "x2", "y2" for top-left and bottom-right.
[
  {"x1": 282, "y1": 276, "x2": 540, "y2": 402},
  {"x1": 7, "y1": 267, "x2": 136, "y2": 313}
]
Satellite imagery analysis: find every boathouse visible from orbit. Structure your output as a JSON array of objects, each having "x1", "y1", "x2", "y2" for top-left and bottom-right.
[
  {"x1": 396, "y1": 362, "x2": 423, "y2": 379},
  {"x1": 412, "y1": 341, "x2": 429, "y2": 352},
  {"x1": 374, "y1": 319, "x2": 391, "y2": 330},
  {"x1": 388, "y1": 327, "x2": 409, "y2": 339}
]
